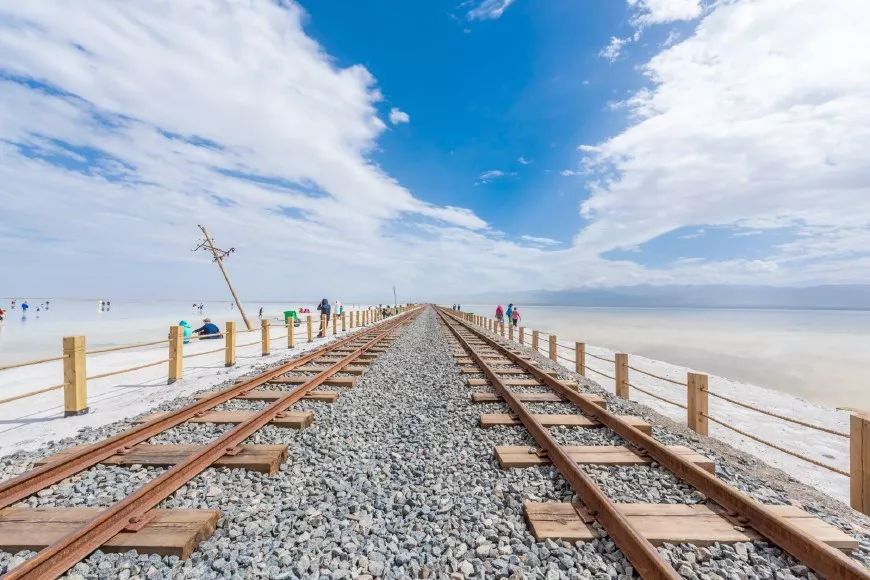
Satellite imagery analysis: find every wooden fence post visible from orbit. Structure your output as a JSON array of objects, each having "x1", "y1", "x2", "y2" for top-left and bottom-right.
[
  {"x1": 225, "y1": 321, "x2": 236, "y2": 367},
  {"x1": 63, "y1": 335, "x2": 88, "y2": 416},
  {"x1": 508, "y1": 324, "x2": 514, "y2": 341},
  {"x1": 501, "y1": 322, "x2": 506, "y2": 337},
  {"x1": 575, "y1": 342, "x2": 585, "y2": 376},
  {"x1": 307, "y1": 315, "x2": 313, "y2": 342},
  {"x1": 850, "y1": 413, "x2": 870, "y2": 514},
  {"x1": 287, "y1": 319, "x2": 295, "y2": 349},
  {"x1": 332, "y1": 313, "x2": 337, "y2": 335},
  {"x1": 687, "y1": 372, "x2": 709, "y2": 436},
  {"x1": 519, "y1": 327, "x2": 525, "y2": 344},
  {"x1": 615, "y1": 353, "x2": 628, "y2": 398},
  {"x1": 548, "y1": 335, "x2": 556, "y2": 362},
  {"x1": 168, "y1": 325, "x2": 183, "y2": 384},
  {"x1": 532, "y1": 330, "x2": 539, "y2": 351},
  {"x1": 320, "y1": 314, "x2": 327, "y2": 337},
  {"x1": 261, "y1": 319, "x2": 270, "y2": 356},
  {"x1": 342, "y1": 312, "x2": 347, "y2": 332}
]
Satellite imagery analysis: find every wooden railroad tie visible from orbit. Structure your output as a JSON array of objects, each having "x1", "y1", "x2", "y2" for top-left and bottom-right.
[
  {"x1": 472, "y1": 392, "x2": 606, "y2": 408},
  {"x1": 38, "y1": 444, "x2": 288, "y2": 475},
  {"x1": 270, "y1": 376, "x2": 356, "y2": 388},
  {"x1": 0, "y1": 508, "x2": 220, "y2": 558},
  {"x1": 480, "y1": 413, "x2": 651, "y2": 434},
  {"x1": 468, "y1": 378, "x2": 550, "y2": 387},
  {"x1": 523, "y1": 502, "x2": 858, "y2": 550},
  {"x1": 195, "y1": 389, "x2": 338, "y2": 403},
  {"x1": 460, "y1": 367, "x2": 528, "y2": 375},
  {"x1": 495, "y1": 445, "x2": 712, "y2": 472},
  {"x1": 295, "y1": 365, "x2": 367, "y2": 375},
  {"x1": 137, "y1": 410, "x2": 314, "y2": 429}
]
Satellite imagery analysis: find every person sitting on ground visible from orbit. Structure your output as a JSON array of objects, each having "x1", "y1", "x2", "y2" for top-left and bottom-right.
[
  {"x1": 316, "y1": 298, "x2": 331, "y2": 338},
  {"x1": 179, "y1": 320, "x2": 192, "y2": 344},
  {"x1": 193, "y1": 318, "x2": 222, "y2": 339},
  {"x1": 495, "y1": 304, "x2": 504, "y2": 323}
]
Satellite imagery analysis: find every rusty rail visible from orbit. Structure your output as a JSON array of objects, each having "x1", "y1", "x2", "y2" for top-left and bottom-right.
[
  {"x1": 438, "y1": 309, "x2": 681, "y2": 578},
  {"x1": 7, "y1": 307, "x2": 420, "y2": 579},
  {"x1": 0, "y1": 311, "x2": 413, "y2": 512},
  {"x1": 439, "y1": 307, "x2": 870, "y2": 580}
]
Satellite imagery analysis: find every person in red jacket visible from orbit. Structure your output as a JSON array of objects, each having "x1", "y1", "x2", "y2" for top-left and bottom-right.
[{"x1": 495, "y1": 304, "x2": 504, "y2": 323}]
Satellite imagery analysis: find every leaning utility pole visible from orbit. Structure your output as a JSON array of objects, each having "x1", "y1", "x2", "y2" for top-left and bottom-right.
[
  {"x1": 393, "y1": 286, "x2": 397, "y2": 308},
  {"x1": 194, "y1": 225, "x2": 253, "y2": 330}
]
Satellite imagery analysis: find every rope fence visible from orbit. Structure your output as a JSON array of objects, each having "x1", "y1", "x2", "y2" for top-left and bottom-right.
[
  {"x1": 628, "y1": 381, "x2": 687, "y2": 409},
  {"x1": 627, "y1": 365, "x2": 688, "y2": 387},
  {"x1": 86, "y1": 358, "x2": 168, "y2": 381},
  {"x1": 0, "y1": 383, "x2": 64, "y2": 406},
  {"x1": 585, "y1": 365, "x2": 615, "y2": 381},
  {"x1": 585, "y1": 351, "x2": 614, "y2": 363},
  {"x1": 706, "y1": 390, "x2": 848, "y2": 438},
  {"x1": 86, "y1": 339, "x2": 169, "y2": 355},
  {"x1": 0, "y1": 355, "x2": 67, "y2": 372},
  {"x1": 702, "y1": 413, "x2": 849, "y2": 476}
]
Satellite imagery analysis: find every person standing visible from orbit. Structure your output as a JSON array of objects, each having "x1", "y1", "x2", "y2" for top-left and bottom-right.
[
  {"x1": 495, "y1": 304, "x2": 503, "y2": 324},
  {"x1": 506, "y1": 303, "x2": 513, "y2": 322},
  {"x1": 316, "y1": 298, "x2": 331, "y2": 338},
  {"x1": 258, "y1": 306, "x2": 264, "y2": 318},
  {"x1": 511, "y1": 307, "x2": 521, "y2": 327}
]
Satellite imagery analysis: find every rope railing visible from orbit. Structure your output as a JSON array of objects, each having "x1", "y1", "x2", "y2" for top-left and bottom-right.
[
  {"x1": 237, "y1": 340, "x2": 261, "y2": 348},
  {"x1": 586, "y1": 365, "x2": 615, "y2": 381},
  {"x1": 627, "y1": 365, "x2": 688, "y2": 387},
  {"x1": 556, "y1": 354, "x2": 574, "y2": 363},
  {"x1": 0, "y1": 383, "x2": 64, "y2": 406},
  {"x1": 706, "y1": 390, "x2": 848, "y2": 438},
  {"x1": 585, "y1": 351, "x2": 614, "y2": 363},
  {"x1": 556, "y1": 341, "x2": 574, "y2": 350},
  {"x1": 702, "y1": 413, "x2": 848, "y2": 476},
  {"x1": 0, "y1": 355, "x2": 67, "y2": 372},
  {"x1": 182, "y1": 347, "x2": 225, "y2": 360},
  {"x1": 86, "y1": 339, "x2": 169, "y2": 355},
  {"x1": 86, "y1": 358, "x2": 168, "y2": 381},
  {"x1": 628, "y1": 381, "x2": 687, "y2": 410}
]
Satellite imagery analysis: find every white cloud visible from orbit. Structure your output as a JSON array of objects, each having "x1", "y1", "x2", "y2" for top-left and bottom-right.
[
  {"x1": 627, "y1": 0, "x2": 702, "y2": 25},
  {"x1": 600, "y1": 36, "x2": 629, "y2": 62},
  {"x1": 521, "y1": 235, "x2": 560, "y2": 246},
  {"x1": 517, "y1": 156, "x2": 531, "y2": 165},
  {"x1": 476, "y1": 169, "x2": 516, "y2": 184},
  {"x1": 388, "y1": 107, "x2": 410, "y2": 125},
  {"x1": 577, "y1": 0, "x2": 870, "y2": 284},
  {"x1": 466, "y1": 0, "x2": 516, "y2": 21},
  {"x1": 560, "y1": 169, "x2": 580, "y2": 177}
]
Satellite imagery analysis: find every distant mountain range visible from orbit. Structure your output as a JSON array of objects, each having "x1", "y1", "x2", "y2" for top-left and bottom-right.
[{"x1": 464, "y1": 285, "x2": 870, "y2": 310}]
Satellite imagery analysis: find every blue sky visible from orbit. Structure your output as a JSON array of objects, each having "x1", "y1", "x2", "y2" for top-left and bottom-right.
[{"x1": 1, "y1": 1, "x2": 869, "y2": 302}]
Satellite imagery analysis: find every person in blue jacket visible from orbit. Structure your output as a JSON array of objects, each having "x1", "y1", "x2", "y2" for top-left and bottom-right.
[
  {"x1": 193, "y1": 318, "x2": 222, "y2": 339},
  {"x1": 316, "y1": 298, "x2": 331, "y2": 338},
  {"x1": 179, "y1": 320, "x2": 192, "y2": 344}
]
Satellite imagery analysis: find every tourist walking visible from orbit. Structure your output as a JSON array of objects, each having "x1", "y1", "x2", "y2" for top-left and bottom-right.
[
  {"x1": 495, "y1": 304, "x2": 503, "y2": 323},
  {"x1": 506, "y1": 303, "x2": 513, "y2": 322},
  {"x1": 511, "y1": 307, "x2": 521, "y2": 327},
  {"x1": 316, "y1": 298, "x2": 331, "y2": 338}
]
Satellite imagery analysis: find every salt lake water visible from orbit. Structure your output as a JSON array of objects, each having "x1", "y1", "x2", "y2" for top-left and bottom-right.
[
  {"x1": 465, "y1": 304, "x2": 870, "y2": 409},
  {"x1": 1, "y1": 299, "x2": 868, "y2": 409}
]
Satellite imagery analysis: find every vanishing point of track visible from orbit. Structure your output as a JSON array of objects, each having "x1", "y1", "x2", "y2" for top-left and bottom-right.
[
  {"x1": 436, "y1": 306, "x2": 869, "y2": 580},
  {"x1": 0, "y1": 307, "x2": 421, "y2": 579}
]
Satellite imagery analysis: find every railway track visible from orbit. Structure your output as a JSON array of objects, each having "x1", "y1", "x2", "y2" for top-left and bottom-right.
[
  {"x1": 436, "y1": 306, "x2": 868, "y2": 579},
  {"x1": 0, "y1": 306, "x2": 421, "y2": 579}
]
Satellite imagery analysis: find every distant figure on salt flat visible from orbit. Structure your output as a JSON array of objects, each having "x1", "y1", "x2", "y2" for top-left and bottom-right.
[
  {"x1": 316, "y1": 298, "x2": 331, "y2": 338},
  {"x1": 194, "y1": 318, "x2": 222, "y2": 339},
  {"x1": 258, "y1": 306, "x2": 264, "y2": 318},
  {"x1": 336, "y1": 300, "x2": 342, "y2": 316},
  {"x1": 511, "y1": 307, "x2": 521, "y2": 327},
  {"x1": 506, "y1": 303, "x2": 513, "y2": 321},
  {"x1": 21, "y1": 301, "x2": 29, "y2": 313},
  {"x1": 495, "y1": 304, "x2": 503, "y2": 323},
  {"x1": 0, "y1": 307, "x2": 6, "y2": 322},
  {"x1": 179, "y1": 320, "x2": 192, "y2": 344},
  {"x1": 10, "y1": 300, "x2": 16, "y2": 310}
]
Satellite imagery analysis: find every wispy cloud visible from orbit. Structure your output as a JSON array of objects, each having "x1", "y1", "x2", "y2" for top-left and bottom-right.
[
  {"x1": 521, "y1": 235, "x2": 560, "y2": 246},
  {"x1": 517, "y1": 156, "x2": 531, "y2": 165},
  {"x1": 466, "y1": 0, "x2": 516, "y2": 21},
  {"x1": 559, "y1": 169, "x2": 580, "y2": 176},
  {"x1": 600, "y1": 36, "x2": 629, "y2": 62},
  {"x1": 388, "y1": 107, "x2": 410, "y2": 125},
  {"x1": 628, "y1": 0, "x2": 702, "y2": 26},
  {"x1": 476, "y1": 169, "x2": 516, "y2": 184}
]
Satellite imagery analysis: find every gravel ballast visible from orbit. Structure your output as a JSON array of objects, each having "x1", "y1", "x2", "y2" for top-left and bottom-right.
[{"x1": 0, "y1": 307, "x2": 868, "y2": 578}]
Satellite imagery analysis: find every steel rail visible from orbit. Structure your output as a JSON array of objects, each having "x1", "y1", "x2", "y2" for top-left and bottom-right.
[
  {"x1": 7, "y1": 308, "x2": 420, "y2": 580},
  {"x1": 439, "y1": 307, "x2": 870, "y2": 580},
  {"x1": 436, "y1": 310, "x2": 681, "y2": 579},
  {"x1": 0, "y1": 312, "x2": 409, "y2": 511}
]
